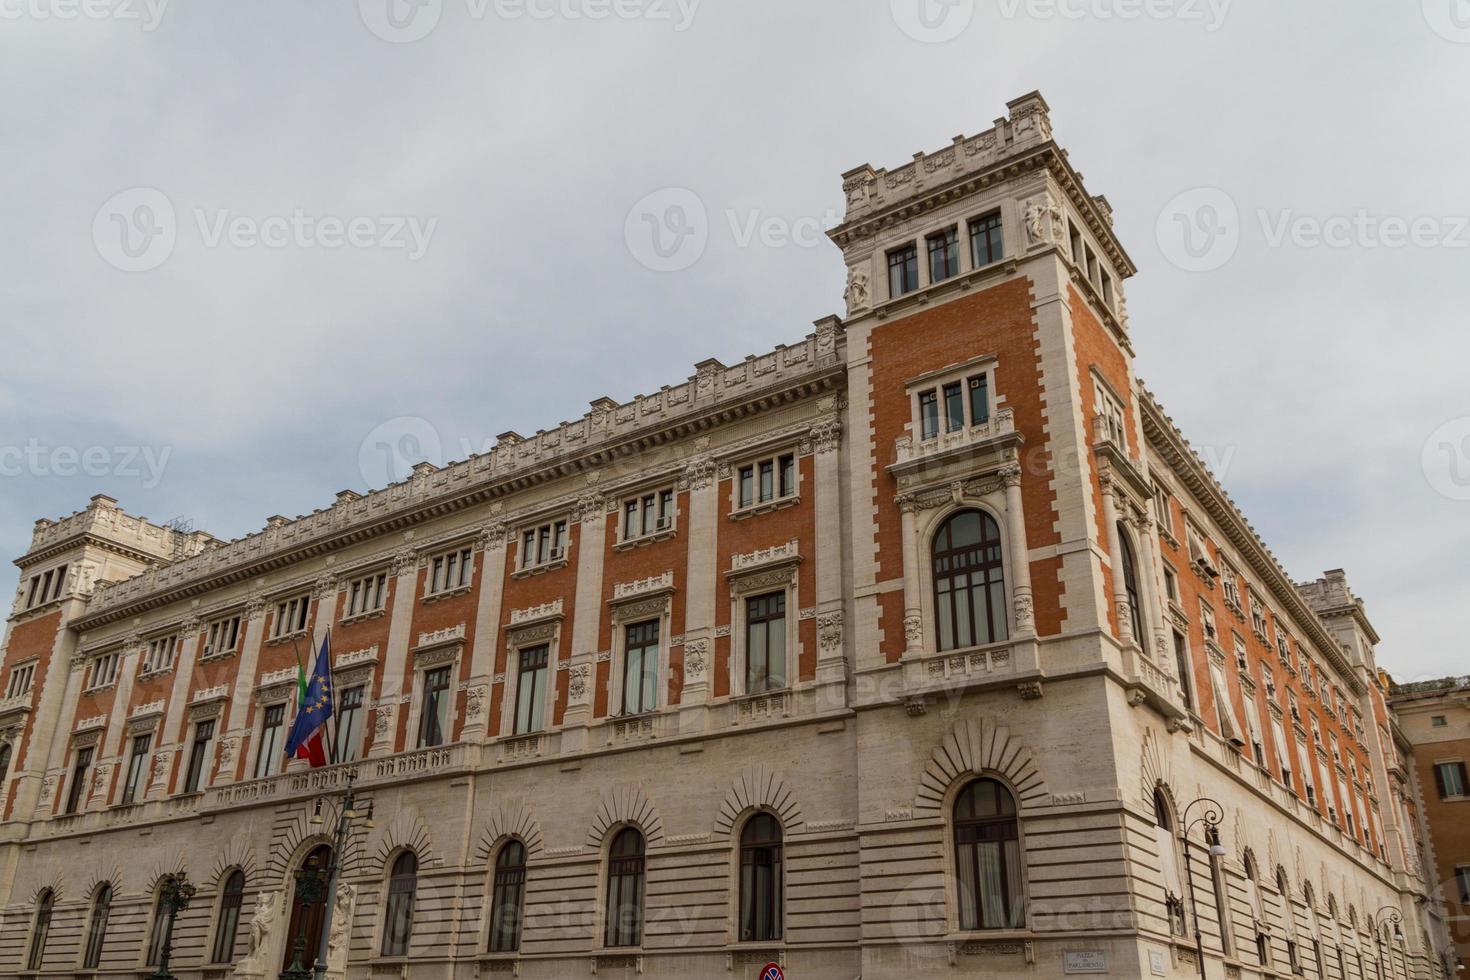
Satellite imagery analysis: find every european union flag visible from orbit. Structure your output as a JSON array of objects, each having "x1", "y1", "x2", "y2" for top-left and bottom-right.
[{"x1": 286, "y1": 633, "x2": 333, "y2": 767}]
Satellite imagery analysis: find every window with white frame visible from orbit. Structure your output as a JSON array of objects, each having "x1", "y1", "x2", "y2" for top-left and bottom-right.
[
  {"x1": 345, "y1": 570, "x2": 388, "y2": 617},
  {"x1": 745, "y1": 593, "x2": 787, "y2": 694},
  {"x1": 335, "y1": 685, "x2": 366, "y2": 762},
  {"x1": 270, "y1": 594, "x2": 310, "y2": 640},
  {"x1": 143, "y1": 635, "x2": 177, "y2": 673},
  {"x1": 428, "y1": 546, "x2": 475, "y2": 595},
  {"x1": 620, "y1": 620, "x2": 660, "y2": 715},
  {"x1": 1198, "y1": 599, "x2": 1217, "y2": 643},
  {"x1": 927, "y1": 226, "x2": 960, "y2": 283},
  {"x1": 87, "y1": 651, "x2": 120, "y2": 690},
  {"x1": 621, "y1": 488, "x2": 675, "y2": 542},
  {"x1": 519, "y1": 521, "x2": 568, "y2": 571},
  {"x1": 914, "y1": 369, "x2": 992, "y2": 442},
  {"x1": 969, "y1": 211, "x2": 1003, "y2": 267},
  {"x1": 253, "y1": 703, "x2": 286, "y2": 779},
  {"x1": 513, "y1": 645, "x2": 549, "y2": 734},
  {"x1": 1221, "y1": 566, "x2": 1242, "y2": 611},
  {"x1": 1093, "y1": 378, "x2": 1126, "y2": 447},
  {"x1": 1249, "y1": 591, "x2": 1268, "y2": 637},
  {"x1": 204, "y1": 614, "x2": 242, "y2": 658},
  {"x1": 22, "y1": 564, "x2": 68, "y2": 610},
  {"x1": 1153, "y1": 484, "x2": 1175, "y2": 539},
  {"x1": 418, "y1": 666, "x2": 452, "y2": 748},
  {"x1": 737, "y1": 453, "x2": 797, "y2": 510},
  {"x1": 5, "y1": 662, "x2": 35, "y2": 699},
  {"x1": 1162, "y1": 564, "x2": 1178, "y2": 604}
]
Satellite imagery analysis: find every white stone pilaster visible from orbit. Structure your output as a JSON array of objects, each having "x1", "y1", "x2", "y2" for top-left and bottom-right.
[
  {"x1": 463, "y1": 525, "x2": 508, "y2": 742},
  {"x1": 370, "y1": 550, "x2": 418, "y2": 758}
]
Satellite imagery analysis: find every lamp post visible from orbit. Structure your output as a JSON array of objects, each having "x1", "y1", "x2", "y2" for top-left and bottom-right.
[
  {"x1": 279, "y1": 772, "x2": 374, "y2": 980},
  {"x1": 150, "y1": 873, "x2": 196, "y2": 980},
  {"x1": 1181, "y1": 797, "x2": 1228, "y2": 980},
  {"x1": 1374, "y1": 906, "x2": 1405, "y2": 980}
]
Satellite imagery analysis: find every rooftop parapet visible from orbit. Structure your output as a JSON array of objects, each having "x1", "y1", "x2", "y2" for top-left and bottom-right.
[{"x1": 24, "y1": 494, "x2": 216, "y2": 567}]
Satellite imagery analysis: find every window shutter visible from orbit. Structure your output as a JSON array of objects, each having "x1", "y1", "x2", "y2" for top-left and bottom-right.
[
  {"x1": 1434, "y1": 763, "x2": 1447, "y2": 799},
  {"x1": 1156, "y1": 825, "x2": 1183, "y2": 897}
]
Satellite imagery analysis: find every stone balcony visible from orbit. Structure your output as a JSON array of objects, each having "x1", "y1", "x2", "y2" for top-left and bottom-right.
[{"x1": 891, "y1": 409, "x2": 1018, "y2": 475}]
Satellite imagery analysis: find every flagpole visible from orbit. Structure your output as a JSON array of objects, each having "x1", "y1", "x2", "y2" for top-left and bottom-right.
[{"x1": 320, "y1": 627, "x2": 339, "y2": 767}]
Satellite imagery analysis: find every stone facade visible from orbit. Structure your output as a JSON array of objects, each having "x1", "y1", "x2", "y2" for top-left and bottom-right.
[
  {"x1": 0, "y1": 92, "x2": 1452, "y2": 979},
  {"x1": 1388, "y1": 676, "x2": 1470, "y2": 973}
]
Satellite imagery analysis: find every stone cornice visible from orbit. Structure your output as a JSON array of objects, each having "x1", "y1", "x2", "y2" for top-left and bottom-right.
[
  {"x1": 67, "y1": 328, "x2": 845, "y2": 631},
  {"x1": 1138, "y1": 386, "x2": 1365, "y2": 698}
]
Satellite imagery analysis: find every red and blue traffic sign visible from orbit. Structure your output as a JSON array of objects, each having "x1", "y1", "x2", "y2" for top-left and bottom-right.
[{"x1": 760, "y1": 964, "x2": 785, "y2": 980}]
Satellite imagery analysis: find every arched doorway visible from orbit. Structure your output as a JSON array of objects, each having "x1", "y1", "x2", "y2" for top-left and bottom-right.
[{"x1": 282, "y1": 845, "x2": 332, "y2": 972}]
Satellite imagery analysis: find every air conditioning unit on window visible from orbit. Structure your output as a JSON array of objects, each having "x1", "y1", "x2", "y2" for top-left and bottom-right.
[
  {"x1": 549, "y1": 547, "x2": 565, "y2": 561},
  {"x1": 655, "y1": 517, "x2": 671, "y2": 531}
]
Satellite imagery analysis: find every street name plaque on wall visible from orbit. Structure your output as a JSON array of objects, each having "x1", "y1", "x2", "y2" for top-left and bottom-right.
[{"x1": 1063, "y1": 950, "x2": 1109, "y2": 974}]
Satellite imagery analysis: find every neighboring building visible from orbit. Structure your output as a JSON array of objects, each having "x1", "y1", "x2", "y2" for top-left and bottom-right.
[
  {"x1": 0, "y1": 93, "x2": 1453, "y2": 979},
  {"x1": 1390, "y1": 675, "x2": 1470, "y2": 974}
]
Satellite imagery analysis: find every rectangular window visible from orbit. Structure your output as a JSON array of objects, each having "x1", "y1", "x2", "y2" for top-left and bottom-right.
[
  {"x1": 23, "y1": 565, "x2": 68, "y2": 610},
  {"x1": 1434, "y1": 761, "x2": 1469, "y2": 798},
  {"x1": 1163, "y1": 566, "x2": 1178, "y2": 603},
  {"x1": 144, "y1": 635, "x2": 176, "y2": 673},
  {"x1": 943, "y1": 382, "x2": 965, "y2": 433},
  {"x1": 514, "y1": 646, "x2": 549, "y2": 734},
  {"x1": 335, "y1": 685, "x2": 365, "y2": 763},
  {"x1": 65, "y1": 745, "x2": 93, "y2": 814},
  {"x1": 184, "y1": 719, "x2": 215, "y2": 793},
  {"x1": 887, "y1": 243, "x2": 919, "y2": 297},
  {"x1": 622, "y1": 620, "x2": 660, "y2": 715},
  {"x1": 622, "y1": 488, "x2": 676, "y2": 541},
  {"x1": 88, "y1": 652, "x2": 120, "y2": 691},
  {"x1": 1172, "y1": 631, "x2": 1193, "y2": 710},
  {"x1": 1272, "y1": 717, "x2": 1291, "y2": 785},
  {"x1": 1430, "y1": 715, "x2": 1446, "y2": 727},
  {"x1": 968, "y1": 373, "x2": 990, "y2": 424},
  {"x1": 1153, "y1": 485, "x2": 1174, "y2": 538},
  {"x1": 270, "y1": 594, "x2": 311, "y2": 640},
  {"x1": 418, "y1": 666, "x2": 452, "y2": 748},
  {"x1": 520, "y1": 522, "x2": 568, "y2": 570},
  {"x1": 736, "y1": 454, "x2": 797, "y2": 510},
  {"x1": 1093, "y1": 378, "x2": 1127, "y2": 447},
  {"x1": 1455, "y1": 866, "x2": 1470, "y2": 904},
  {"x1": 969, "y1": 211, "x2": 1003, "y2": 267},
  {"x1": 5, "y1": 663, "x2": 35, "y2": 699},
  {"x1": 346, "y1": 571, "x2": 388, "y2": 617},
  {"x1": 429, "y1": 546, "x2": 475, "y2": 594},
  {"x1": 927, "y1": 227, "x2": 959, "y2": 283},
  {"x1": 253, "y1": 704, "x2": 286, "y2": 779},
  {"x1": 746, "y1": 592, "x2": 787, "y2": 694},
  {"x1": 122, "y1": 733, "x2": 151, "y2": 805},
  {"x1": 919, "y1": 389, "x2": 939, "y2": 440},
  {"x1": 204, "y1": 614, "x2": 242, "y2": 658}
]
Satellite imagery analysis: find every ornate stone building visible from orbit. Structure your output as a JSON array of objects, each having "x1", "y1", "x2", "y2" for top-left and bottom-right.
[{"x1": 0, "y1": 93, "x2": 1452, "y2": 979}]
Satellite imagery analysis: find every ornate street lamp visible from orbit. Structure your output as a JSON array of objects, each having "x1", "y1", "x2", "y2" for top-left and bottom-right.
[
  {"x1": 1373, "y1": 906, "x2": 1405, "y2": 980},
  {"x1": 149, "y1": 873, "x2": 196, "y2": 980},
  {"x1": 1180, "y1": 797, "x2": 1228, "y2": 980}
]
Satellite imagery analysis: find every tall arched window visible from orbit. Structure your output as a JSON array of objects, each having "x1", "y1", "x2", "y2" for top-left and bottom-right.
[
  {"x1": 1117, "y1": 523, "x2": 1146, "y2": 642},
  {"x1": 604, "y1": 828, "x2": 645, "y2": 948},
  {"x1": 739, "y1": 814, "x2": 783, "y2": 942},
  {"x1": 380, "y1": 851, "x2": 418, "y2": 957},
  {"x1": 954, "y1": 779, "x2": 1023, "y2": 930},
  {"x1": 145, "y1": 886, "x2": 170, "y2": 966},
  {"x1": 932, "y1": 510, "x2": 1008, "y2": 652},
  {"x1": 83, "y1": 883, "x2": 112, "y2": 968},
  {"x1": 27, "y1": 889, "x2": 52, "y2": 971},
  {"x1": 212, "y1": 870, "x2": 245, "y2": 963},
  {"x1": 1154, "y1": 790, "x2": 1186, "y2": 936},
  {"x1": 489, "y1": 840, "x2": 527, "y2": 953}
]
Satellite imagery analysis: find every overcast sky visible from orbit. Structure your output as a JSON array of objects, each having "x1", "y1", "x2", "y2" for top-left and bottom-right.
[{"x1": 1, "y1": 0, "x2": 1465, "y2": 681}]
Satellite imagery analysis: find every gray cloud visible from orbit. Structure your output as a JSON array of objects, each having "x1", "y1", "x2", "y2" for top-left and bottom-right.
[{"x1": 1, "y1": 0, "x2": 1465, "y2": 678}]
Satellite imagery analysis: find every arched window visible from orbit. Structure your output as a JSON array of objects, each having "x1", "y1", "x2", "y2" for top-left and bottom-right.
[
  {"x1": 489, "y1": 841, "x2": 527, "y2": 953},
  {"x1": 739, "y1": 814, "x2": 783, "y2": 942},
  {"x1": 27, "y1": 889, "x2": 52, "y2": 971},
  {"x1": 83, "y1": 883, "x2": 112, "y2": 968},
  {"x1": 145, "y1": 885, "x2": 170, "y2": 967},
  {"x1": 212, "y1": 870, "x2": 245, "y2": 963},
  {"x1": 604, "y1": 828, "x2": 645, "y2": 948},
  {"x1": 1117, "y1": 523, "x2": 1146, "y2": 642},
  {"x1": 380, "y1": 851, "x2": 418, "y2": 957},
  {"x1": 932, "y1": 510, "x2": 1007, "y2": 652},
  {"x1": 954, "y1": 779, "x2": 1023, "y2": 930},
  {"x1": 1244, "y1": 852, "x2": 1268, "y2": 965},
  {"x1": 1154, "y1": 790, "x2": 1186, "y2": 936}
]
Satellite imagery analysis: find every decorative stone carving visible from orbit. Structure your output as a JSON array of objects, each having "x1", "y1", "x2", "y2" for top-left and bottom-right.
[
  {"x1": 809, "y1": 419, "x2": 842, "y2": 455},
  {"x1": 509, "y1": 600, "x2": 563, "y2": 627},
  {"x1": 731, "y1": 540, "x2": 798, "y2": 572},
  {"x1": 374, "y1": 704, "x2": 394, "y2": 738},
  {"x1": 151, "y1": 752, "x2": 169, "y2": 781},
  {"x1": 218, "y1": 737, "x2": 236, "y2": 767},
  {"x1": 1017, "y1": 681, "x2": 1044, "y2": 700},
  {"x1": 568, "y1": 664, "x2": 591, "y2": 702},
  {"x1": 612, "y1": 571, "x2": 674, "y2": 602},
  {"x1": 327, "y1": 882, "x2": 356, "y2": 966},
  {"x1": 817, "y1": 613, "x2": 843, "y2": 653},
  {"x1": 903, "y1": 616, "x2": 923, "y2": 643},
  {"x1": 681, "y1": 455, "x2": 715, "y2": 491},
  {"x1": 612, "y1": 596, "x2": 668, "y2": 624},
  {"x1": 1013, "y1": 592, "x2": 1035, "y2": 635},
  {"x1": 684, "y1": 640, "x2": 709, "y2": 681},
  {"x1": 236, "y1": 890, "x2": 279, "y2": 975},
  {"x1": 465, "y1": 685, "x2": 487, "y2": 721},
  {"x1": 843, "y1": 267, "x2": 870, "y2": 315}
]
